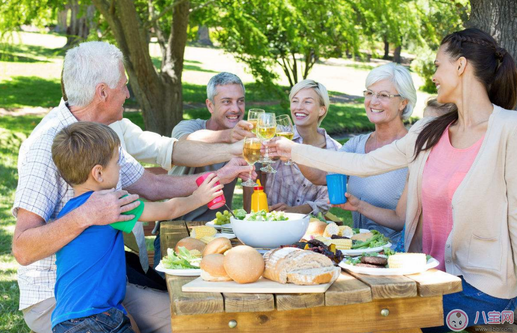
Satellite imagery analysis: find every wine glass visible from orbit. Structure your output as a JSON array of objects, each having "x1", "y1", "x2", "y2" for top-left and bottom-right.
[
  {"x1": 247, "y1": 109, "x2": 265, "y2": 135},
  {"x1": 257, "y1": 112, "x2": 277, "y2": 174},
  {"x1": 275, "y1": 114, "x2": 295, "y2": 165},
  {"x1": 242, "y1": 137, "x2": 262, "y2": 187}
]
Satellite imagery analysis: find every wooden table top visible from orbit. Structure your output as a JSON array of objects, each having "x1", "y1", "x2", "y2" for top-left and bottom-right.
[{"x1": 159, "y1": 220, "x2": 463, "y2": 333}]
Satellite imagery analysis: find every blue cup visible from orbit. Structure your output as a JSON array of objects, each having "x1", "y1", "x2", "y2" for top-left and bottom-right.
[{"x1": 326, "y1": 174, "x2": 347, "y2": 205}]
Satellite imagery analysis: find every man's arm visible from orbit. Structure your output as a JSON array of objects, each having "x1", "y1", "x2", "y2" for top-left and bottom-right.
[
  {"x1": 181, "y1": 120, "x2": 254, "y2": 143},
  {"x1": 125, "y1": 157, "x2": 254, "y2": 201},
  {"x1": 12, "y1": 190, "x2": 140, "y2": 265},
  {"x1": 171, "y1": 140, "x2": 243, "y2": 167}
]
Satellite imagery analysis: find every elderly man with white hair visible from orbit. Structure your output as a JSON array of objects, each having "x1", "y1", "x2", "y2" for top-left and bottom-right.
[{"x1": 12, "y1": 41, "x2": 250, "y2": 333}]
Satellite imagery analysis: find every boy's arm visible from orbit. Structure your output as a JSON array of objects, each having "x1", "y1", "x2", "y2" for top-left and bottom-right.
[{"x1": 137, "y1": 196, "x2": 203, "y2": 222}]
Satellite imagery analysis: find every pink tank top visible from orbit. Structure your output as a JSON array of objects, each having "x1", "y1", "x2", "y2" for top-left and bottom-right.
[{"x1": 421, "y1": 126, "x2": 483, "y2": 271}]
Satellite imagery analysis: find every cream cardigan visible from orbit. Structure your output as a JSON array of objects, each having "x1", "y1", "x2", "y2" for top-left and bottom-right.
[{"x1": 292, "y1": 105, "x2": 517, "y2": 299}]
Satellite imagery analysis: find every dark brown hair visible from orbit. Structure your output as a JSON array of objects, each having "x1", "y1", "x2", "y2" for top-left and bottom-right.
[
  {"x1": 52, "y1": 122, "x2": 120, "y2": 185},
  {"x1": 414, "y1": 28, "x2": 517, "y2": 159}
]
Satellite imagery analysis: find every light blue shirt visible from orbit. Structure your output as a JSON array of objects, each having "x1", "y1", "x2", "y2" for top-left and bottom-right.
[{"x1": 340, "y1": 133, "x2": 407, "y2": 245}]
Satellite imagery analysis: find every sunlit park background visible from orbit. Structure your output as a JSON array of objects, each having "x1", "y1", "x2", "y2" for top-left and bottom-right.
[{"x1": 1, "y1": 0, "x2": 516, "y2": 331}]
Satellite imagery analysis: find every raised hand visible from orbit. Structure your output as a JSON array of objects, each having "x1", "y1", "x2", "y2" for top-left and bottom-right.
[
  {"x1": 217, "y1": 157, "x2": 256, "y2": 184},
  {"x1": 193, "y1": 173, "x2": 224, "y2": 206},
  {"x1": 230, "y1": 120, "x2": 256, "y2": 143},
  {"x1": 332, "y1": 192, "x2": 362, "y2": 212}
]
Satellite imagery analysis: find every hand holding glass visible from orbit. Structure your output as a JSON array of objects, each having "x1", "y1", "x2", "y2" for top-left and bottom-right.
[
  {"x1": 275, "y1": 114, "x2": 295, "y2": 165},
  {"x1": 242, "y1": 137, "x2": 262, "y2": 187}
]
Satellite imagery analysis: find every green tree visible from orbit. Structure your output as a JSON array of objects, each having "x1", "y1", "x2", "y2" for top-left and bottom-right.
[{"x1": 210, "y1": 0, "x2": 358, "y2": 88}]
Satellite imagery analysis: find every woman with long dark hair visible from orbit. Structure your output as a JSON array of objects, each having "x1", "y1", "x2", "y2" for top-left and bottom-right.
[{"x1": 269, "y1": 28, "x2": 517, "y2": 332}]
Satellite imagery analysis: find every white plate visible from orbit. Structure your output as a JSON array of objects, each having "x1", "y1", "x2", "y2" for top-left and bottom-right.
[
  {"x1": 340, "y1": 242, "x2": 392, "y2": 256},
  {"x1": 155, "y1": 262, "x2": 201, "y2": 276},
  {"x1": 214, "y1": 233, "x2": 236, "y2": 239},
  {"x1": 206, "y1": 221, "x2": 232, "y2": 230},
  {"x1": 339, "y1": 257, "x2": 440, "y2": 276}
]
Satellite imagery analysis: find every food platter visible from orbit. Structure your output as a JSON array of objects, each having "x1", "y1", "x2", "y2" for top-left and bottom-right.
[
  {"x1": 340, "y1": 242, "x2": 392, "y2": 256},
  {"x1": 338, "y1": 257, "x2": 439, "y2": 276},
  {"x1": 155, "y1": 262, "x2": 201, "y2": 276},
  {"x1": 206, "y1": 221, "x2": 232, "y2": 230}
]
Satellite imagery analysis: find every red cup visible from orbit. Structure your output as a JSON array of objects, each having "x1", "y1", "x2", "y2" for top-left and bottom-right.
[{"x1": 195, "y1": 173, "x2": 226, "y2": 210}]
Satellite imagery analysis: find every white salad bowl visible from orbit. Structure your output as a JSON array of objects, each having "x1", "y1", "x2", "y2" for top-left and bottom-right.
[{"x1": 230, "y1": 213, "x2": 310, "y2": 248}]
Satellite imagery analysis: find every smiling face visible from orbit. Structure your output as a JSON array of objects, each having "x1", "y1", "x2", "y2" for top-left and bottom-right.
[
  {"x1": 433, "y1": 45, "x2": 461, "y2": 104},
  {"x1": 290, "y1": 88, "x2": 326, "y2": 127},
  {"x1": 364, "y1": 79, "x2": 407, "y2": 126},
  {"x1": 206, "y1": 83, "x2": 245, "y2": 130}
]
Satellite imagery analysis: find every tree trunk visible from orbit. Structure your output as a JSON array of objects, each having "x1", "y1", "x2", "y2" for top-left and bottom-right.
[
  {"x1": 197, "y1": 25, "x2": 213, "y2": 46},
  {"x1": 91, "y1": 0, "x2": 190, "y2": 135},
  {"x1": 65, "y1": 1, "x2": 95, "y2": 47},
  {"x1": 467, "y1": 0, "x2": 517, "y2": 62},
  {"x1": 393, "y1": 45, "x2": 402, "y2": 63},
  {"x1": 383, "y1": 39, "x2": 390, "y2": 60},
  {"x1": 55, "y1": 10, "x2": 68, "y2": 33}
]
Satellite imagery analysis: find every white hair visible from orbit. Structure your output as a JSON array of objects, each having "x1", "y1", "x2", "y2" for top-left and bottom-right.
[
  {"x1": 289, "y1": 79, "x2": 330, "y2": 125},
  {"x1": 63, "y1": 41, "x2": 124, "y2": 107},
  {"x1": 365, "y1": 63, "x2": 417, "y2": 120},
  {"x1": 206, "y1": 72, "x2": 245, "y2": 103}
]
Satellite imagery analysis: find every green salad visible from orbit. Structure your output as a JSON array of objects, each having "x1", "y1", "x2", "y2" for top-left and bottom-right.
[
  {"x1": 242, "y1": 209, "x2": 289, "y2": 221},
  {"x1": 351, "y1": 230, "x2": 391, "y2": 249},
  {"x1": 161, "y1": 247, "x2": 202, "y2": 269}
]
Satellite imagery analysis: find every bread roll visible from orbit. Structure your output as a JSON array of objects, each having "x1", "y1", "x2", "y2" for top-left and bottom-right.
[
  {"x1": 175, "y1": 237, "x2": 205, "y2": 254},
  {"x1": 303, "y1": 221, "x2": 327, "y2": 239},
  {"x1": 223, "y1": 245, "x2": 264, "y2": 284},
  {"x1": 202, "y1": 237, "x2": 232, "y2": 256},
  {"x1": 200, "y1": 254, "x2": 232, "y2": 282},
  {"x1": 263, "y1": 247, "x2": 337, "y2": 285}
]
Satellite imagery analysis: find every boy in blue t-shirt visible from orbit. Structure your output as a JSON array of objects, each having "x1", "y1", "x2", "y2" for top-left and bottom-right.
[{"x1": 50, "y1": 122, "x2": 223, "y2": 332}]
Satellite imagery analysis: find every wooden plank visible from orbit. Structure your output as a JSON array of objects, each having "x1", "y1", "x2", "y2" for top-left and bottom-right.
[
  {"x1": 350, "y1": 272, "x2": 417, "y2": 300},
  {"x1": 183, "y1": 277, "x2": 332, "y2": 294},
  {"x1": 276, "y1": 293, "x2": 324, "y2": 311},
  {"x1": 325, "y1": 270, "x2": 372, "y2": 306},
  {"x1": 160, "y1": 220, "x2": 189, "y2": 257},
  {"x1": 166, "y1": 274, "x2": 224, "y2": 316},
  {"x1": 223, "y1": 293, "x2": 275, "y2": 313},
  {"x1": 376, "y1": 329, "x2": 422, "y2": 333},
  {"x1": 171, "y1": 295, "x2": 444, "y2": 333},
  {"x1": 406, "y1": 269, "x2": 463, "y2": 297}
]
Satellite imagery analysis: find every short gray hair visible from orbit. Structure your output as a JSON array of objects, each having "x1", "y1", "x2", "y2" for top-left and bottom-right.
[
  {"x1": 289, "y1": 79, "x2": 330, "y2": 125},
  {"x1": 63, "y1": 41, "x2": 124, "y2": 107},
  {"x1": 365, "y1": 63, "x2": 417, "y2": 120},
  {"x1": 206, "y1": 72, "x2": 245, "y2": 102}
]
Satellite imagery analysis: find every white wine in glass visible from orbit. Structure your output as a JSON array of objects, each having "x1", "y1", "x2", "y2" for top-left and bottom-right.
[
  {"x1": 276, "y1": 114, "x2": 295, "y2": 165},
  {"x1": 258, "y1": 112, "x2": 277, "y2": 174},
  {"x1": 242, "y1": 138, "x2": 262, "y2": 187},
  {"x1": 247, "y1": 109, "x2": 265, "y2": 135}
]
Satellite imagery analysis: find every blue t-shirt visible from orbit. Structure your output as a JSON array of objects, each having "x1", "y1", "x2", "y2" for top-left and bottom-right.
[{"x1": 51, "y1": 191, "x2": 141, "y2": 327}]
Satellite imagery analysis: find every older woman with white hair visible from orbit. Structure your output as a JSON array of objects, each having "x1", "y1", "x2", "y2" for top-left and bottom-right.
[
  {"x1": 296, "y1": 63, "x2": 417, "y2": 244},
  {"x1": 246, "y1": 80, "x2": 341, "y2": 215}
]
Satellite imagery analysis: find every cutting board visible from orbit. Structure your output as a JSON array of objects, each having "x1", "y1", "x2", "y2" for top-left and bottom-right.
[{"x1": 182, "y1": 277, "x2": 334, "y2": 293}]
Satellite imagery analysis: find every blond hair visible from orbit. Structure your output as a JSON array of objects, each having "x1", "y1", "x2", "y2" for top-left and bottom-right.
[
  {"x1": 52, "y1": 122, "x2": 120, "y2": 185},
  {"x1": 289, "y1": 79, "x2": 330, "y2": 125}
]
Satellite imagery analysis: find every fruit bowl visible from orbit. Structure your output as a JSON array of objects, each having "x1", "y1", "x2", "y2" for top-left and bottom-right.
[{"x1": 230, "y1": 213, "x2": 310, "y2": 248}]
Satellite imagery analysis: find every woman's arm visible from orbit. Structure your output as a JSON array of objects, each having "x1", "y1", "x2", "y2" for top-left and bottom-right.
[{"x1": 334, "y1": 184, "x2": 407, "y2": 232}]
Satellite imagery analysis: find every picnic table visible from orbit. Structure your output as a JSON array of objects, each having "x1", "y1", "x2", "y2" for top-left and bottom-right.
[{"x1": 160, "y1": 220, "x2": 463, "y2": 333}]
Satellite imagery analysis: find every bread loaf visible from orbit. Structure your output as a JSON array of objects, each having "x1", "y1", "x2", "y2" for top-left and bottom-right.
[{"x1": 263, "y1": 247, "x2": 339, "y2": 285}]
